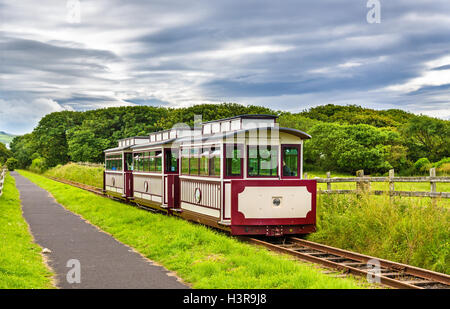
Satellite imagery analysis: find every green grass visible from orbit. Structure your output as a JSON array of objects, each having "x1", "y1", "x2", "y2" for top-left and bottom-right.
[
  {"x1": 18, "y1": 170, "x2": 366, "y2": 289},
  {"x1": 44, "y1": 163, "x2": 104, "y2": 188},
  {"x1": 0, "y1": 173, "x2": 54, "y2": 288},
  {"x1": 307, "y1": 193, "x2": 450, "y2": 274}
]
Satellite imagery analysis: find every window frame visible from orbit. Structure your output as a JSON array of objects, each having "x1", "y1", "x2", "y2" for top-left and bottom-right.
[
  {"x1": 105, "y1": 153, "x2": 123, "y2": 171},
  {"x1": 164, "y1": 148, "x2": 179, "y2": 174},
  {"x1": 246, "y1": 145, "x2": 279, "y2": 178},
  {"x1": 224, "y1": 144, "x2": 244, "y2": 179},
  {"x1": 132, "y1": 149, "x2": 163, "y2": 173},
  {"x1": 281, "y1": 144, "x2": 301, "y2": 179}
]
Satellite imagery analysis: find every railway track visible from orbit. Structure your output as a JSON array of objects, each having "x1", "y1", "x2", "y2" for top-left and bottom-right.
[
  {"x1": 242, "y1": 237, "x2": 450, "y2": 289},
  {"x1": 47, "y1": 176, "x2": 450, "y2": 289}
]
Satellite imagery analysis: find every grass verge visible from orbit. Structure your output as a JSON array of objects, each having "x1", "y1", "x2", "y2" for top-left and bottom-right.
[
  {"x1": 18, "y1": 170, "x2": 365, "y2": 289},
  {"x1": 0, "y1": 173, "x2": 54, "y2": 288},
  {"x1": 44, "y1": 163, "x2": 103, "y2": 188},
  {"x1": 307, "y1": 193, "x2": 449, "y2": 274}
]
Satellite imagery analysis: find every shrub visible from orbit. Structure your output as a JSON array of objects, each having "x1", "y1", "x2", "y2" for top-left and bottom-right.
[
  {"x1": 6, "y1": 158, "x2": 18, "y2": 171},
  {"x1": 414, "y1": 158, "x2": 431, "y2": 173},
  {"x1": 29, "y1": 157, "x2": 48, "y2": 174}
]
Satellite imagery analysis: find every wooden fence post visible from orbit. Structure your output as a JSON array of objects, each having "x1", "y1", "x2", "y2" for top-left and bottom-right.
[
  {"x1": 389, "y1": 169, "x2": 395, "y2": 199},
  {"x1": 356, "y1": 169, "x2": 370, "y2": 194},
  {"x1": 326, "y1": 171, "x2": 331, "y2": 192},
  {"x1": 430, "y1": 168, "x2": 436, "y2": 206}
]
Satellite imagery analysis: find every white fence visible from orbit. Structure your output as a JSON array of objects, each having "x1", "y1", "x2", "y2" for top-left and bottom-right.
[{"x1": 0, "y1": 168, "x2": 6, "y2": 197}]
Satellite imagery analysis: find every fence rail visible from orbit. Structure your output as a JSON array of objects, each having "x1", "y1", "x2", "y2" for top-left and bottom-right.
[
  {"x1": 304, "y1": 168, "x2": 450, "y2": 199},
  {"x1": 0, "y1": 168, "x2": 6, "y2": 197}
]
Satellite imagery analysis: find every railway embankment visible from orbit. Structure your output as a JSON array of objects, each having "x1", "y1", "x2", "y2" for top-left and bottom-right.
[{"x1": 17, "y1": 170, "x2": 367, "y2": 289}]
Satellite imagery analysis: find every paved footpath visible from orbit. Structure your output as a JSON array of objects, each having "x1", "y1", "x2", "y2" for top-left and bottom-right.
[{"x1": 12, "y1": 172, "x2": 188, "y2": 289}]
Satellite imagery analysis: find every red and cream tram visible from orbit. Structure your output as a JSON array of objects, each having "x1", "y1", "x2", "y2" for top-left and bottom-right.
[{"x1": 104, "y1": 114, "x2": 316, "y2": 236}]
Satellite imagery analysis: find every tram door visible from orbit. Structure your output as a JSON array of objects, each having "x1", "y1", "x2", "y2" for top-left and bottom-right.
[
  {"x1": 164, "y1": 149, "x2": 180, "y2": 210},
  {"x1": 124, "y1": 153, "x2": 134, "y2": 197}
]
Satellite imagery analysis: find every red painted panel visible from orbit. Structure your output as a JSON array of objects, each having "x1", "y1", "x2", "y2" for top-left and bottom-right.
[
  {"x1": 124, "y1": 171, "x2": 133, "y2": 197},
  {"x1": 230, "y1": 179, "x2": 316, "y2": 226},
  {"x1": 167, "y1": 174, "x2": 180, "y2": 209}
]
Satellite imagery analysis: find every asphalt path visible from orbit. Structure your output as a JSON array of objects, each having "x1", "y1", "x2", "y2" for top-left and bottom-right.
[{"x1": 12, "y1": 172, "x2": 188, "y2": 289}]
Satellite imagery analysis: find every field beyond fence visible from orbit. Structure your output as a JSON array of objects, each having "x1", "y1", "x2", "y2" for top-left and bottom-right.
[{"x1": 306, "y1": 168, "x2": 450, "y2": 200}]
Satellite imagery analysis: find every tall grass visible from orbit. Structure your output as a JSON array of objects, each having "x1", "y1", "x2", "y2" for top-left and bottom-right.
[
  {"x1": 44, "y1": 162, "x2": 104, "y2": 188},
  {"x1": 19, "y1": 170, "x2": 365, "y2": 289},
  {"x1": 0, "y1": 173, "x2": 54, "y2": 288},
  {"x1": 308, "y1": 194, "x2": 450, "y2": 274}
]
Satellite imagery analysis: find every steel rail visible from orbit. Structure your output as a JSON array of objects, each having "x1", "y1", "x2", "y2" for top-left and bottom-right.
[{"x1": 242, "y1": 237, "x2": 450, "y2": 289}]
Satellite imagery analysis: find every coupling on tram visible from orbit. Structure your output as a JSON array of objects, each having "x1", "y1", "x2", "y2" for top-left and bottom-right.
[{"x1": 103, "y1": 114, "x2": 316, "y2": 236}]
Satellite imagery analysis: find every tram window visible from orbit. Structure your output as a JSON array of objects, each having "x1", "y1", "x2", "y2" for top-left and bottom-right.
[
  {"x1": 200, "y1": 149, "x2": 209, "y2": 176},
  {"x1": 106, "y1": 154, "x2": 122, "y2": 171},
  {"x1": 125, "y1": 153, "x2": 133, "y2": 171},
  {"x1": 181, "y1": 148, "x2": 189, "y2": 175},
  {"x1": 226, "y1": 145, "x2": 242, "y2": 177},
  {"x1": 143, "y1": 152, "x2": 149, "y2": 172},
  {"x1": 138, "y1": 153, "x2": 144, "y2": 171},
  {"x1": 248, "y1": 146, "x2": 278, "y2": 177},
  {"x1": 155, "y1": 151, "x2": 162, "y2": 172},
  {"x1": 209, "y1": 148, "x2": 221, "y2": 176},
  {"x1": 282, "y1": 147, "x2": 298, "y2": 177},
  {"x1": 165, "y1": 150, "x2": 178, "y2": 173},
  {"x1": 189, "y1": 148, "x2": 199, "y2": 175}
]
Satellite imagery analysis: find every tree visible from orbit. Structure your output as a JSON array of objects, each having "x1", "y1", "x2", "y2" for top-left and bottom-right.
[
  {"x1": 6, "y1": 158, "x2": 18, "y2": 171},
  {"x1": 401, "y1": 116, "x2": 450, "y2": 162},
  {"x1": 0, "y1": 142, "x2": 12, "y2": 165},
  {"x1": 9, "y1": 134, "x2": 37, "y2": 168}
]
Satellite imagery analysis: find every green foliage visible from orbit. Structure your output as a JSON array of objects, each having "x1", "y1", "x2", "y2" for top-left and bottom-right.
[
  {"x1": 414, "y1": 157, "x2": 431, "y2": 173},
  {"x1": 400, "y1": 115, "x2": 450, "y2": 162},
  {"x1": 0, "y1": 142, "x2": 12, "y2": 164},
  {"x1": 6, "y1": 158, "x2": 18, "y2": 171},
  {"x1": 304, "y1": 123, "x2": 398, "y2": 173},
  {"x1": 29, "y1": 156, "x2": 48, "y2": 174},
  {"x1": 433, "y1": 157, "x2": 450, "y2": 168},
  {"x1": 300, "y1": 104, "x2": 414, "y2": 127},
  {"x1": 44, "y1": 162, "x2": 104, "y2": 188},
  {"x1": 0, "y1": 174, "x2": 54, "y2": 288},
  {"x1": 9, "y1": 134, "x2": 38, "y2": 168}
]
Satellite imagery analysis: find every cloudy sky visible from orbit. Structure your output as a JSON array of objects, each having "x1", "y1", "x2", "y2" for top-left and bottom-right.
[{"x1": 1, "y1": 0, "x2": 450, "y2": 135}]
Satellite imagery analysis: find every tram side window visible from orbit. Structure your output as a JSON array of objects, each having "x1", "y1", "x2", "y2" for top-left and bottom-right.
[
  {"x1": 248, "y1": 146, "x2": 278, "y2": 177},
  {"x1": 181, "y1": 148, "x2": 189, "y2": 175},
  {"x1": 143, "y1": 152, "x2": 150, "y2": 172},
  {"x1": 133, "y1": 151, "x2": 162, "y2": 172},
  {"x1": 106, "y1": 154, "x2": 122, "y2": 171},
  {"x1": 200, "y1": 149, "x2": 209, "y2": 176},
  {"x1": 210, "y1": 148, "x2": 221, "y2": 176},
  {"x1": 282, "y1": 146, "x2": 298, "y2": 177},
  {"x1": 155, "y1": 151, "x2": 162, "y2": 172},
  {"x1": 165, "y1": 150, "x2": 178, "y2": 173},
  {"x1": 225, "y1": 145, "x2": 242, "y2": 177},
  {"x1": 189, "y1": 148, "x2": 199, "y2": 175},
  {"x1": 181, "y1": 147, "x2": 220, "y2": 176}
]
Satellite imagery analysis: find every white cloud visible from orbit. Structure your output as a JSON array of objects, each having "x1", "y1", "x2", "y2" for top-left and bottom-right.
[{"x1": 0, "y1": 98, "x2": 71, "y2": 134}]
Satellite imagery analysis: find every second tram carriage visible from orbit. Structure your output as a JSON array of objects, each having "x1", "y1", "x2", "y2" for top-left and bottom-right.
[{"x1": 103, "y1": 114, "x2": 316, "y2": 236}]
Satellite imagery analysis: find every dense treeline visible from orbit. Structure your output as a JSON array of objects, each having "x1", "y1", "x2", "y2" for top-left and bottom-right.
[{"x1": 7, "y1": 103, "x2": 450, "y2": 175}]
